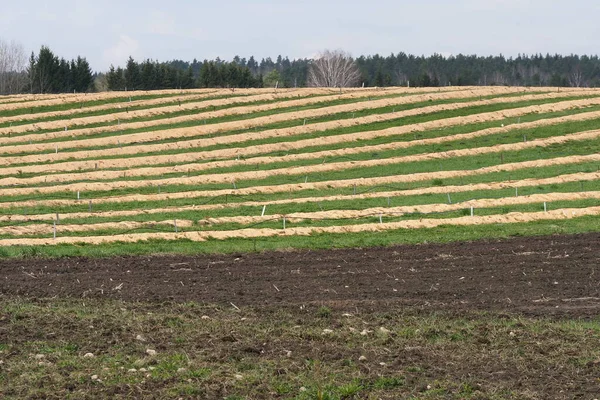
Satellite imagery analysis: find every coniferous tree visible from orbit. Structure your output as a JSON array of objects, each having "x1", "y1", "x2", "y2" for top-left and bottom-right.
[
  {"x1": 73, "y1": 56, "x2": 93, "y2": 92},
  {"x1": 124, "y1": 57, "x2": 141, "y2": 90}
]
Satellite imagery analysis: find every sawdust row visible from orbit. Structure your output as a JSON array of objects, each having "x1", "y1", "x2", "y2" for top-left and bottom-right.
[
  {"x1": 1, "y1": 129, "x2": 598, "y2": 194},
  {"x1": 0, "y1": 90, "x2": 593, "y2": 166},
  {"x1": 0, "y1": 86, "x2": 486, "y2": 146},
  {"x1": 0, "y1": 87, "x2": 463, "y2": 127},
  {"x1": 0, "y1": 88, "x2": 299, "y2": 112},
  {"x1": 0, "y1": 89, "x2": 221, "y2": 112},
  {"x1": 4, "y1": 101, "x2": 600, "y2": 181},
  {"x1": 1, "y1": 219, "x2": 193, "y2": 236},
  {"x1": 0, "y1": 95, "x2": 62, "y2": 105},
  {"x1": 1, "y1": 205, "x2": 599, "y2": 246},
  {"x1": 0, "y1": 86, "x2": 464, "y2": 136},
  {"x1": 2, "y1": 87, "x2": 421, "y2": 111},
  {"x1": 0, "y1": 87, "x2": 368, "y2": 128},
  {"x1": 195, "y1": 191, "x2": 600, "y2": 225},
  {"x1": 3, "y1": 191, "x2": 599, "y2": 236},
  {"x1": 1, "y1": 171, "x2": 598, "y2": 220},
  {"x1": 0, "y1": 90, "x2": 258, "y2": 125}
]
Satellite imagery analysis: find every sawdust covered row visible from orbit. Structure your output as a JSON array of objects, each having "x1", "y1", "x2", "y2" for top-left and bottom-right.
[
  {"x1": 1, "y1": 170, "x2": 598, "y2": 212},
  {"x1": 0, "y1": 86, "x2": 466, "y2": 136},
  {"x1": 0, "y1": 87, "x2": 364, "y2": 126},
  {"x1": 1, "y1": 219, "x2": 193, "y2": 236},
  {"x1": 1, "y1": 88, "x2": 595, "y2": 163},
  {"x1": 1, "y1": 129, "x2": 598, "y2": 194},
  {"x1": 4, "y1": 190, "x2": 598, "y2": 233},
  {"x1": 3, "y1": 99, "x2": 600, "y2": 179},
  {"x1": 1, "y1": 205, "x2": 599, "y2": 245}
]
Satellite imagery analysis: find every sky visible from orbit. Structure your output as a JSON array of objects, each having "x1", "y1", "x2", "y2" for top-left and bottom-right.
[{"x1": 1, "y1": 0, "x2": 599, "y2": 72}]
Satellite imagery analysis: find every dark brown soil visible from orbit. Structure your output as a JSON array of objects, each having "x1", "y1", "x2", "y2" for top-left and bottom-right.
[{"x1": 2, "y1": 232, "x2": 600, "y2": 316}]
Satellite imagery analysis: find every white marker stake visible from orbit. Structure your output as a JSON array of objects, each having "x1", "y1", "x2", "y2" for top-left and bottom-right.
[
  {"x1": 515, "y1": 187, "x2": 518, "y2": 197},
  {"x1": 174, "y1": 219, "x2": 178, "y2": 233},
  {"x1": 447, "y1": 193, "x2": 452, "y2": 204},
  {"x1": 261, "y1": 205, "x2": 266, "y2": 217},
  {"x1": 304, "y1": 176, "x2": 308, "y2": 183},
  {"x1": 77, "y1": 191, "x2": 80, "y2": 200},
  {"x1": 470, "y1": 207, "x2": 474, "y2": 217},
  {"x1": 544, "y1": 202, "x2": 547, "y2": 212},
  {"x1": 55, "y1": 145, "x2": 58, "y2": 154},
  {"x1": 379, "y1": 214, "x2": 383, "y2": 224},
  {"x1": 283, "y1": 217, "x2": 286, "y2": 230}
]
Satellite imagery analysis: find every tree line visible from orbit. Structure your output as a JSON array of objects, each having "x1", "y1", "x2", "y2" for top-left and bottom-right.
[
  {"x1": 3, "y1": 38, "x2": 600, "y2": 94},
  {"x1": 105, "y1": 57, "x2": 263, "y2": 91},
  {"x1": 124, "y1": 52, "x2": 600, "y2": 89},
  {"x1": 27, "y1": 46, "x2": 94, "y2": 94},
  {"x1": 0, "y1": 41, "x2": 94, "y2": 94}
]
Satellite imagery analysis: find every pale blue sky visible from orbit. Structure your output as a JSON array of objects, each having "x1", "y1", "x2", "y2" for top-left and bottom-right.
[{"x1": 1, "y1": 0, "x2": 598, "y2": 71}]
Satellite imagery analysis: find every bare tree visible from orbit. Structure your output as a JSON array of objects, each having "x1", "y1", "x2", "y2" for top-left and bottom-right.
[
  {"x1": 569, "y1": 65, "x2": 584, "y2": 88},
  {"x1": 307, "y1": 50, "x2": 361, "y2": 88},
  {"x1": 0, "y1": 39, "x2": 27, "y2": 95}
]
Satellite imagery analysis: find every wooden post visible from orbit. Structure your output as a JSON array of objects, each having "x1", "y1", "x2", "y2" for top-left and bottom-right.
[
  {"x1": 174, "y1": 219, "x2": 178, "y2": 233},
  {"x1": 53, "y1": 221, "x2": 56, "y2": 240}
]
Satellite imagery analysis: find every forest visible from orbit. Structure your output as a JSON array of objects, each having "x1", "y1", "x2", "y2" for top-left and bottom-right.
[{"x1": 2, "y1": 40, "x2": 600, "y2": 94}]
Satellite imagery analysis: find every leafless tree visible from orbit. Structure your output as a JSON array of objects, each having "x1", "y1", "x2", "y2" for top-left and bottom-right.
[
  {"x1": 0, "y1": 39, "x2": 27, "y2": 95},
  {"x1": 569, "y1": 65, "x2": 584, "y2": 88},
  {"x1": 307, "y1": 50, "x2": 361, "y2": 88}
]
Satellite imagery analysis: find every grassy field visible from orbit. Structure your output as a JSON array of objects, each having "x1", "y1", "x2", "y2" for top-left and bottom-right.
[
  {"x1": 1, "y1": 86, "x2": 600, "y2": 253},
  {"x1": 2, "y1": 298, "x2": 599, "y2": 399}
]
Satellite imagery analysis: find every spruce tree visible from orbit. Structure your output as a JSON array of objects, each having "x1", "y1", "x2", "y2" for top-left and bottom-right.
[{"x1": 124, "y1": 57, "x2": 141, "y2": 90}]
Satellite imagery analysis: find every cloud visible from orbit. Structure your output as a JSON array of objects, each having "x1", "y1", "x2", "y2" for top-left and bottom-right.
[
  {"x1": 147, "y1": 10, "x2": 176, "y2": 36},
  {"x1": 102, "y1": 35, "x2": 141, "y2": 68}
]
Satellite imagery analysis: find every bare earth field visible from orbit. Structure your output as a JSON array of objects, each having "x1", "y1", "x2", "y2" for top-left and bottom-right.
[
  {"x1": 1, "y1": 233, "x2": 599, "y2": 399},
  {"x1": 3, "y1": 233, "x2": 599, "y2": 315}
]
